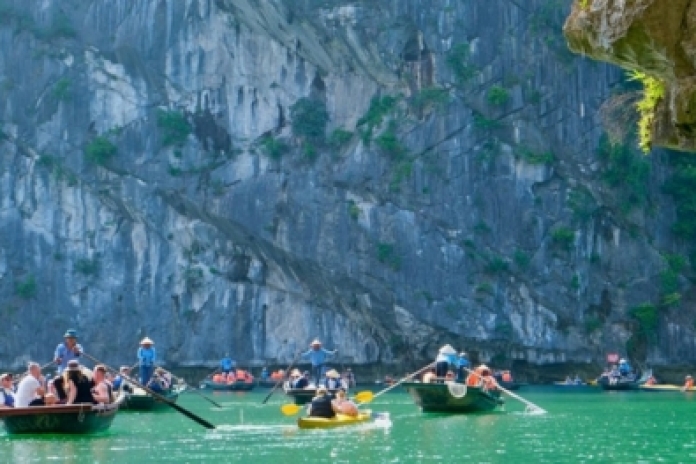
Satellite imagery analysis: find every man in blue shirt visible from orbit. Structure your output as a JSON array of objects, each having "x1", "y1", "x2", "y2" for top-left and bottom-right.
[
  {"x1": 300, "y1": 339, "x2": 337, "y2": 385},
  {"x1": 220, "y1": 355, "x2": 236, "y2": 375},
  {"x1": 137, "y1": 337, "x2": 156, "y2": 384},
  {"x1": 456, "y1": 352, "x2": 470, "y2": 383},
  {"x1": 54, "y1": 329, "x2": 84, "y2": 374},
  {"x1": 618, "y1": 358, "x2": 631, "y2": 376}
]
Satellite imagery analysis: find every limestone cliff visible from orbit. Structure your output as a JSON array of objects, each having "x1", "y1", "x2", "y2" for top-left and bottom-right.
[
  {"x1": 564, "y1": 0, "x2": 696, "y2": 152},
  {"x1": 0, "y1": 0, "x2": 694, "y2": 371}
]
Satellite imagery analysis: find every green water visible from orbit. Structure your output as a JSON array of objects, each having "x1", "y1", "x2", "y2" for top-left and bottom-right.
[{"x1": 2, "y1": 387, "x2": 696, "y2": 463}]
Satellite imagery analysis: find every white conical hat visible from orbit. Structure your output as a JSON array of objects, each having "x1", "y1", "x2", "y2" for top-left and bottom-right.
[
  {"x1": 140, "y1": 337, "x2": 154, "y2": 345},
  {"x1": 439, "y1": 344, "x2": 456, "y2": 355},
  {"x1": 325, "y1": 369, "x2": 340, "y2": 379},
  {"x1": 310, "y1": 339, "x2": 322, "y2": 346}
]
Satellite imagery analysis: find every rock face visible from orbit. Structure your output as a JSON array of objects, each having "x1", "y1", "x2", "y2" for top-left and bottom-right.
[
  {"x1": 564, "y1": 0, "x2": 696, "y2": 151},
  {"x1": 0, "y1": 0, "x2": 694, "y2": 370}
]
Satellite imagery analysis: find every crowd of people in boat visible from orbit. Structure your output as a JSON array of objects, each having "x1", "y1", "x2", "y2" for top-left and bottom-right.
[
  {"x1": 416, "y1": 344, "x2": 502, "y2": 390},
  {"x1": 597, "y1": 358, "x2": 636, "y2": 382},
  {"x1": 0, "y1": 330, "x2": 174, "y2": 409}
]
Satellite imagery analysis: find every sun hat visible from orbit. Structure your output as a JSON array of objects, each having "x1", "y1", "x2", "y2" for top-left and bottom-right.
[
  {"x1": 290, "y1": 369, "x2": 302, "y2": 377},
  {"x1": 67, "y1": 360, "x2": 80, "y2": 371},
  {"x1": 459, "y1": 352, "x2": 467, "y2": 357},
  {"x1": 140, "y1": 337, "x2": 154, "y2": 345},
  {"x1": 439, "y1": 344, "x2": 456, "y2": 355},
  {"x1": 0, "y1": 373, "x2": 11, "y2": 380},
  {"x1": 325, "y1": 369, "x2": 340, "y2": 379},
  {"x1": 310, "y1": 339, "x2": 322, "y2": 346},
  {"x1": 63, "y1": 329, "x2": 78, "y2": 338}
]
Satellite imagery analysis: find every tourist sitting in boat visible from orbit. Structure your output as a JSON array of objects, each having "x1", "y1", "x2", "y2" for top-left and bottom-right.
[
  {"x1": 112, "y1": 366, "x2": 133, "y2": 393},
  {"x1": 149, "y1": 367, "x2": 171, "y2": 393},
  {"x1": 289, "y1": 369, "x2": 307, "y2": 389},
  {"x1": 645, "y1": 375, "x2": 657, "y2": 386},
  {"x1": 91, "y1": 365, "x2": 113, "y2": 404},
  {"x1": 137, "y1": 337, "x2": 157, "y2": 385},
  {"x1": 220, "y1": 354, "x2": 236, "y2": 375},
  {"x1": 444, "y1": 371, "x2": 456, "y2": 384},
  {"x1": 225, "y1": 371, "x2": 237, "y2": 384},
  {"x1": 435, "y1": 344, "x2": 457, "y2": 378},
  {"x1": 332, "y1": 389, "x2": 358, "y2": 417},
  {"x1": 15, "y1": 362, "x2": 46, "y2": 408},
  {"x1": 300, "y1": 339, "x2": 338, "y2": 385},
  {"x1": 422, "y1": 368, "x2": 436, "y2": 383},
  {"x1": 466, "y1": 364, "x2": 495, "y2": 388},
  {"x1": 0, "y1": 373, "x2": 15, "y2": 408},
  {"x1": 324, "y1": 369, "x2": 344, "y2": 390},
  {"x1": 682, "y1": 375, "x2": 694, "y2": 391},
  {"x1": 65, "y1": 360, "x2": 95, "y2": 405},
  {"x1": 501, "y1": 371, "x2": 513, "y2": 382},
  {"x1": 609, "y1": 365, "x2": 620, "y2": 378},
  {"x1": 270, "y1": 370, "x2": 284, "y2": 381},
  {"x1": 261, "y1": 367, "x2": 269, "y2": 381},
  {"x1": 456, "y1": 352, "x2": 470, "y2": 383},
  {"x1": 212, "y1": 373, "x2": 225, "y2": 383},
  {"x1": 618, "y1": 358, "x2": 631, "y2": 376},
  {"x1": 54, "y1": 329, "x2": 84, "y2": 374},
  {"x1": 307, "y1": 387, "x2": 336, "y2": 419},
  {"x1": 344, "y1": 368, "x2": 356, "y2": 388}
]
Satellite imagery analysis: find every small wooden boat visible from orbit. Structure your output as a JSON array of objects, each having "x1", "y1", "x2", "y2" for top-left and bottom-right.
[
  {"x1": 640, "y1": 384, "x2": 696, "y2": 392},
  {"x1": 554, "y1": 381, "x2": 588, "y2": 387},
  {"x1": 284, "y1": 386, "x2": 342, "y2": 405},
  {"x1": 402, "y1": 382, "x2": 503, "y2": 413},
  {"x1": 200, "y1": 379, "x2": 255, "y2": 391},
  {"x1": 597, "y1": 371, "x2": 649, "y2": 391},
  {"x1": 297, "y1": 410, "x2": 372, "y2": 429},
  {"x1": 0, "y1": 393, "x2": 125, "y2": 434},
  {"x1": 124, "y1": 387, "x2": 179, "y2": 411}
]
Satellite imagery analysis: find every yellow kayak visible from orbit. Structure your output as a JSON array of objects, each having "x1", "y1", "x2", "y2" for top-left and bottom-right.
[
  {"x1": 640, "y1": 384, "x2": 696, "y2": 392},
  {"x1": 297, "y1": 411, "x2": 371, "y2": 429}
]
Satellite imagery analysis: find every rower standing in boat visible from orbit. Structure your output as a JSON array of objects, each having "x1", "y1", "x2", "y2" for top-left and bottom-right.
[
  {"x1": 137, "y1": 337, "x2": 156, "y2": 385},
  {"x1": 300, "y1": 339, "x2": 337, "y2": 385},
  {"x1": 435, "y1": 344, "x2": 457, "y2": 379},
  {"x1": 220, "y1": 354, "x2": 236, "y2": 376},
  {"x1": 0, "y1": 373, "x2": 15, "y2": 408},
  {"x1": 54, "y1": 329, "x2": 84, "y2": 374}
]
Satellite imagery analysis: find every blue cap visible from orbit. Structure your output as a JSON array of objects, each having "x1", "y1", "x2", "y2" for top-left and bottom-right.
[{"x1": 63, "y1": 329, "x2": 78, "y2": 338}]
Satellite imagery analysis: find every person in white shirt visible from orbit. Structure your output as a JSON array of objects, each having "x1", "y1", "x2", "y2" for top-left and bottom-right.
[{"x1": 15, "y1": 362, "x2": 45, "y2": 407}]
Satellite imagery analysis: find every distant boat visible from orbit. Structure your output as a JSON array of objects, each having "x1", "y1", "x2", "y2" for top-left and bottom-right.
[
  {"x1": 597, "y1": 370, "x2": 651, "y2": 391},
  {"x1": 200, "y1": 378, "x2": 255, "y2": 391},
  {"x1": 0, "y1": 392, "x2": 125, "y2": 434},
  {"x1": 402, "y1": 382, "x2": 503, "y2": 413},
  {"x1": 123, "y1": 387, "x2": 180, "y2": 411},
  {"x1": 284, "y1": 385, "x2": 343, "y2": 405},
  {"x1": 640, "y1": 384, "x2": 696, "y2": 392}
]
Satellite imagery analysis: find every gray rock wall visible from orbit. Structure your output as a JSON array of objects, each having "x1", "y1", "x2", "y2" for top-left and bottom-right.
[{"x1": 0, "y1": 0, "x2": 693, "y2": 370}]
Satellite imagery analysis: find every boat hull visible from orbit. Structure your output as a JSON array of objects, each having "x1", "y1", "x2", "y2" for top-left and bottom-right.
[
  {"x1": 124, "y1": 389, "x2": 179, "y2": 411},
  {"x1": 597, "y1": 377, "x2": 642, "y2": 391},
  {"x1": 297, "y1": 411, "x2": 371, "y2": 429},
  {"x1": 402, "y1": 382, "x2": 502, "y2": 413},
  {"x1": 640, "y1": 384, "x2": 696, "y2": 392},
  {"x1": 0, "y1": 394, "x2": 124, "y2": 435},
  {"x1": 201, "y1": 380, "x2": 255, "y2": 391}
]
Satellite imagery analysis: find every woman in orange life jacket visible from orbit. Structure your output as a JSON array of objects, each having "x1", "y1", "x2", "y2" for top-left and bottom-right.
[{"x1": 682, "y1": 375, "x2": 694, "y2": 391}]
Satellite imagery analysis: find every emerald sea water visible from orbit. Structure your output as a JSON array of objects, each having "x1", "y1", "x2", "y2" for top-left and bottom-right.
[{"x1": 3, "y1": 387, "x2": 696, "y2": 463}]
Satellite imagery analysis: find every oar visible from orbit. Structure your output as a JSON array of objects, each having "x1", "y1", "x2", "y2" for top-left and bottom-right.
[
  {"x1": 169, "y1": 373, "x2": 223, "y2": 408},
  {"x1": 82, "y1": 353, "x2": 216, "y2": 429},
  {"x1": 281, "y1": 403, "x2": 303, "y2": 416},
  {"x1": 462, "y1": 366, "x2": 546, "y2": 414},
  {"x1": 262, "y1": 352, "x2": 301, "y2": 405},
  {"x1": 353, "y1": 362, "x2": 435, "y2": 406}
]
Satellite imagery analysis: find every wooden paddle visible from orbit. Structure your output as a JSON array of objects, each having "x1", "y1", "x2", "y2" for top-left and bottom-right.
[
  {"x1": 353, "y1": 362, "x2": 435, "y2": 407},
  {"x1": 281, "y1": 403, "x2": 303, "y2": 416},
  {"x1": 82, "y1": 353, "x2": 216, "y2": 429},
  {"x1": 262, "y1": 352, "x2": 301, "y2": 405},
  {"x1": 462, "y1": 366, "x2": 546, "y2": 414}
]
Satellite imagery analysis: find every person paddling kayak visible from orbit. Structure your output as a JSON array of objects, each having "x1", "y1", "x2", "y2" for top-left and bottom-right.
[{"x1": 300, "y1": 339, "x2": 337, "y2": 385}]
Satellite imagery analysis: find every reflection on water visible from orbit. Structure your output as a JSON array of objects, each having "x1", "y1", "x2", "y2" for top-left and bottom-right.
[{"x1": 2, "y1": 388, "x2": 696, "y2": 463}]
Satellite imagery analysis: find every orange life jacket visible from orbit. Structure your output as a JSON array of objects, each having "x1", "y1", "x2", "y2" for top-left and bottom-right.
[
  {"x1": 685, "y1": 379, "x2": 694, "y2": 389},
  {"x1": 213, "y1": 374, "x2": 223, "y2": 383},
  {"x1": 226, "y1": 373, "x2": 237, "y2": 384},
  {"x1": 466, "y1": 373, "x2": 481, "y2": 386}
]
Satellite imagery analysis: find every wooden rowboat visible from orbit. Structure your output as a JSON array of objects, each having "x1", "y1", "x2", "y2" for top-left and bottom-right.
[
  {"x1": 0, "y1": 393, "x2": 125, "y2": 434},
  {"x1": 200, "y1": 379, "x2": 255, "y2": 391},
  {"x1": 297, "y1": 410, "x2": 372, "y2": 429},
  {"x1": 640, "y1": 384, "x2": 696, "y2": 392},
  {"x1": 124, "y1": 387, "x2": 180, "y2": 411},
  {"x1": 402, "y1": 382, "x2": 503, "y2": 413}
]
